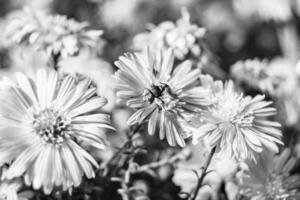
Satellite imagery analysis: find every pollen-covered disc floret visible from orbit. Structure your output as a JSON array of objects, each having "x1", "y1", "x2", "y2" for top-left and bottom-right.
[
  {"x1": 0, "y1": 69, "x2": 112, "y2": 194},
  {"x1": 192, "y1": 75, "x2": 283, "y2": 161},
  {"x1": 33, "y1": 109, "x2": 71, "y2": 144},
  {"x1": 239, "y1": 149, "x2": 300, "y2": 200},
  {"x1": 114, "y1": 48, "x2": 210, "y2": 147}
]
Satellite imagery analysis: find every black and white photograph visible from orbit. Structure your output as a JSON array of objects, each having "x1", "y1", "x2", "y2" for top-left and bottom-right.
[{"x1": 0, "y1": 0, "x2": 300, "y2": 199}]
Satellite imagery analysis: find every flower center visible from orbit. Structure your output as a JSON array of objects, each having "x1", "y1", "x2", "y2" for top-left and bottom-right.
[
  {"x1": 265, "y1": 173, "x2": 292, "y2": 200},
  {"x1": 142, "y1": 83, "x2": 179, "y2": 111},
  {"x1": 143, "y1": 82, "x2": 168, "y2": 103},
  {"x1": 214, "y1": 92, "x2": 254, "y2": 127},
  {"x1": 33, "y1": 109, "x2": 70, "y2": 144}
]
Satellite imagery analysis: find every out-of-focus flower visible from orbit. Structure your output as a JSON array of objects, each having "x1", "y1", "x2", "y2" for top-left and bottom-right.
[
  {"x1": 239, "y1": 149, "x2": 300, "y2": 200},
  {"x1": 0, "y1": 167, "x2": 33, "y2": 200},
  {"x1": 133, "y1": 9, "x2": 206, "y2": 61},
  {"x1": 265, "y1": 58, "x2": 300, "y2": 126},
  {"x1": 0, "y1": 169, "x2": 23, "y2": 200},
  {"x1": 233, "y1": 0, "x2": 292, "y2": 22},
  {"x1": 114, "y1": 48, "x2": 210, "y2": 147},
  {"x1": 5, "y1": 8, "x2": 103, "y2": 59},
  {"x1": 193, "y1": 75, "x2": 283, "y2": 161},
  {"x1": 0, "y1": 69, "x2": 113, "y2": 194},
  {"x1": 231, "y1": 59, "x2": 272, "y2": 92},
  {"x1": 231, "y1": 58, "x2": 300, "y2": 125},
  {"x1": 232, "y1": 58, "x2": 298, "y2": 96}
]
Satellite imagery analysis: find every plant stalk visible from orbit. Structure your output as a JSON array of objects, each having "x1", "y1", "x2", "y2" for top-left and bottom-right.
[{"x1": 191, "y1": 146, "x2": 216, "y2": 200}]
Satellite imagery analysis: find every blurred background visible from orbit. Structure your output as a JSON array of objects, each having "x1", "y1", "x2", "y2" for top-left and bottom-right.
[
  {"x1": 1, "y1": 0, "x2": 299, "y2": 72},
  {"x1": 1, "y1": 0, "x2": 300, "y2": 199}
]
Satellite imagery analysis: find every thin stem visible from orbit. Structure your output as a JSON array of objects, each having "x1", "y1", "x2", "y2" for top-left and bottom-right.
[
  {"x1": 105, "y1": 125, "x2": 141, "y2": 168},
  {"x1": 137, "y1": 149, "x2": 190, "y2": 172},
  {"x1": 191, "y1": 146, "x2": 216, "y2": 200}
]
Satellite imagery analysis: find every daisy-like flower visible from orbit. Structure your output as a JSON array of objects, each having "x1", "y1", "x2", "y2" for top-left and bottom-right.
[
  {"x1": 0, "y1": 167, "x2": 32, "y2": 200},
  {"x1": 114, "y1": 48, "x2": 210, "y2": 147},
  {"x1": 132, "y1": 9, "x2": 206, "y2": 60},
  {"x1": 5, "y1": 8, "x2": 103, "y2": 59},
  {"x1": 192, "y1": 75, "x2": 283, "y2": 161},
  {"x1": 0, "y1": 178, "x2": 23, "y2": 200},
  {"x1": 232, "y1": 58, "x2": 300, "y2": 125},
  {"x1": 0, "y1": 180, "x2": 22, "y2": 200},
  {"x1": 0, "y1": 69, "x2": 112, "y2": 194},
  {"x1": 239, "y1": 149, "x2": 300, "y2": 200}
]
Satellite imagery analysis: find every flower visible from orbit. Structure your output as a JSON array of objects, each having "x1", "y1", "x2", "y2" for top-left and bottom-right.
[
  {"x1": 114, "y1": 48, "x2": 210, "y2": 147},
  {"x1": 192, "y1": 75, "x2": 283, "y2": 161},
  {"x1": 231, "y1": 58, "x2": 300, "y2": 125},
  {"x1": 132, "y1": 9, "x2": 206, "y2": 60},
  {"x1": 5, "y1": 8, "x2": 103, "y2": 59},
  {"x1": 0, "y1": 168, "x2": 22, "y2": 200},
  {"x1": 0, "y1": 69, "x2": 112, "y2": 194},
  {"x1": 231, "y1": 58, "x2": 298, "y2": 95},
  {"x1": 0, "y1": 167, "x2": 32, "y2": 200},
  {"x1": 231, "y1": 59, "x2": 273, "y2": 92},
  {"x1": 0, "y1": 179, "x2": 23, "y2": 200},
  {"x1": 239, "y1": 149, "x2": 300, "y2": 200},
  {"x1": 0, "y1": 180, "x2": 22, "y2": 200}
]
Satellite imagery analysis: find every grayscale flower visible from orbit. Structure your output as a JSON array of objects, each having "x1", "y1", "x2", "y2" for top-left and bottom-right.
[
  {"x1": 231, "y1": 59, "x2": 273, "y2": 92},
  {"x1": 114, "y1": 48, "x2": 210, "y2": 147},
  {"x1": 231, "y1": 58, "x2": 300, "y2": 126},
  {"x1": 192, "y1": 75, "x2": 283, "y2": 161},
  {"x1": 0, "y1": 69, "x2": 113, "y2": 194},
  {"x1": 239, "y1": 149, "x2": 300, "y2": 200},
  {"x1": 132, "y1": 9, "x2": 206, "y2": 60},
  {"x1": 0, "y1": 167, "x2": 32, "y2": 200},
  {"x1": 5, "y1": 8, "x2": 103, "y2": 59},
  {"x1": 0, "y1": 168, "x2": 23, "y2": 200}
]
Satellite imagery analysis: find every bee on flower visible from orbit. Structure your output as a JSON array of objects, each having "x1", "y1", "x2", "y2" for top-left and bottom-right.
[
  {"x1": 5, "y1": 8, "x2": 103, "y2": 59},
  {"x1": 114, "y1": 48, "x2": 210, "y2": 147},
  {"x1": 192, "y1": 75, "x2": 283, "y2": 161},
  {"x1": 0, "y1": 69, "x2": 113, "y2": 194},
  {"x1": 238, "y1": 149, "x2": 300, "y2": 200}
]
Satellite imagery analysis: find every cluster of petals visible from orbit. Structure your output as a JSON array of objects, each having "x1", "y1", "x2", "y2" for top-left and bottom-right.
[
  {"x1": 192, "y1": 75, "x2": 283, "y2": 161},
  {"x1": 5, "y1": 8, "x2": 103, "y2": 58},
  {"x1": 114, "y1": 48, "x2": 210, "y2": 147},
  {"x1": 0, "y1": 69, "x2": 112, "y2": 194}
]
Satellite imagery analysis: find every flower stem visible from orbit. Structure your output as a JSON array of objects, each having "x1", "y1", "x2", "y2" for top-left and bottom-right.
[
  {"x1": 137, "y1": 149, "x2": 190, "y2": 172},
  {"x1": 105, "y1": 125, "x2": 141, "y2": 168},
  {"x1": 191, "y1": 146, "x2": 216, "y2": 200}
]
